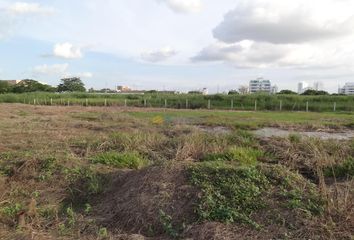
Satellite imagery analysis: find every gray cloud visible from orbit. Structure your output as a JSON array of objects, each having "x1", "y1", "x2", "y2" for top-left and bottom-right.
[
  {"x1": 141, "y1": 47, "x2": 177, "y2": 62},
  {"x1": 213, "y1": 2, "x2": 352, "y2": 44},
  {"x1": 192, "y1": 41, "x2": 289, "y2": 68}
]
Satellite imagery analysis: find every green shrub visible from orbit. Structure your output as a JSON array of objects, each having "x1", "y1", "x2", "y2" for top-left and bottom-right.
[
  {"x1": 91, "y1": 151, "x2": 148, "y2": 169},
  {"x1": 189, "y1": 162, "x2": 269, "y2": 227}
]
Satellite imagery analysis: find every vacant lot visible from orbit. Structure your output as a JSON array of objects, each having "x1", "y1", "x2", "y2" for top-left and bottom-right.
[{"x1": 0, "y1": 104, "x2": 353, "y2": 239}]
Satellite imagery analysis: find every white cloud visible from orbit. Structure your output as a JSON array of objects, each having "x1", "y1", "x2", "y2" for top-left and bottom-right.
[
  {"x1": 75, "y1": 72, "x2": 93, "y2": 78},
  {"x1": 157, "y1": 0, "x2": 202, "y2": 13},
  {"x1": 213, "y1": 0, "x2": 354, "y2": 44},
  {"x1": 32, "y1": 63, "x2": 69, "y2": 75},
  {"x1": 7, "y1": 2, "x2": 54, "y2": 15},
  {"x1": 141, "y1": 47, "x2": 177, "y2": 62},
  {"x1": 53, "y1": 43, "x2": 83, "y2": 59}
]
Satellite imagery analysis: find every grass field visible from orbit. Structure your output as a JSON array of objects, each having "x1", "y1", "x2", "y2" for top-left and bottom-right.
[{"x1": 0, "y1": 104, "x2": 353, "y2": 239}]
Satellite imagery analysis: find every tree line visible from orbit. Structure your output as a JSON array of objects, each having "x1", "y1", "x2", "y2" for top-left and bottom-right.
[{"x1": 0, "y1": 78, "x2": 86, "y2": 94}]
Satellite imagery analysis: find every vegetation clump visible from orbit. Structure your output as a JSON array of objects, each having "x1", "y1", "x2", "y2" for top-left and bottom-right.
[
  {"x1": 189, "y1": 162, "x2": 270, "y2": 227},
  {"x1": 91, "y1": 151, "x2": 149, "y2": 170},
  {"x1": 203, "y1": 146, "x2": 263, "y2": 166}
]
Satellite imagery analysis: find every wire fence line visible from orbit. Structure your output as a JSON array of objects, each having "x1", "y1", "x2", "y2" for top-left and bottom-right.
[{"x1": 8, "y1": 97, "x2": 354, "y2": 112}]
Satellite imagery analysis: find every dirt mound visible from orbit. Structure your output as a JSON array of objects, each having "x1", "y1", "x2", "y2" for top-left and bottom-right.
[{"x1": 92, "y1": 163, "x2": 198, "y2": 236}]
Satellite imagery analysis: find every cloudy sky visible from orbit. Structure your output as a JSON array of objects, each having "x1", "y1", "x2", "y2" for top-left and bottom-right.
[{"x1": 0, "y1": 0, "x2": 354, "y2": 93}]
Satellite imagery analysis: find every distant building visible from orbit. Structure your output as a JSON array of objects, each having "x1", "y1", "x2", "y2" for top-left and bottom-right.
[
  {"x1": 314, "y1": 81, "x2": 324, "y2": 91},
  {"x1": 0, "y1": 80, "x2": 21, "y2": 85},
  {"x1": 339, "y1": 83, "x2": 354, "y2": 95},
  {"x1": 298, "y1": 81, "x2": 309, "y2": 94},
  {"x1": 249, "y1": 78, "x2": 274, "y2": 94},
  {"x1": 271, "y1": 85, "x2": 278, "y2": 94},
  {"x1": 202, "y1": 88, "x2": 208, "y2": 95},
  {"x1": 117, "y1": 85, "x2": 132, "y2": 92}
]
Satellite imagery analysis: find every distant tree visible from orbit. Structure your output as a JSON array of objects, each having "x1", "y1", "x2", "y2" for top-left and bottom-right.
[
  {"x1": 278, "y1": 90, "x2": 297, "y2": 95},
  {"x1": 0, "y1": 81, "x2": 11, "y2": 94},
  {"x1": 146, "y1": 90, "x2": 158, "y2": 94},
  {"x1": 301, "y1": 89, "x2": 329, "y2": 96},
  {"x1": 228, "y1": 90, "x2": 239, "y2": 95},
  {"x1": 57, "y1": 77, "x2": 86, "y2": 92},
  {"x1": 12, "y1": 79, "x2": 56, "y2": 93},
  {"x1": 188, "y1": 91, "x2": 202, "y2": 94}
]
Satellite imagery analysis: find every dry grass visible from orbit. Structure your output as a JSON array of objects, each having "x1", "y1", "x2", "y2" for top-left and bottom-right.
[{"x1": 0, "y1": 104, "x2": 352, "y2": 239}]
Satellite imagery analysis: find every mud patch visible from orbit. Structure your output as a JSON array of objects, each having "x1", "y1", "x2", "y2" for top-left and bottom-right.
[
  {"x1": 195, "y1": 125, "x2": 231, "y2": 134},
  {"x1": 254, "y1": 128, "x2": 354, "y2": 140},
  {"x1": 92, "y1": 163, "x2": 198, "y2": 236}
]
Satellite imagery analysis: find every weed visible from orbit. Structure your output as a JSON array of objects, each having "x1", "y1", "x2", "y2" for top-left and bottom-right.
[
  {"x1": 98, "y1": 227, "x2": 108, "y2": 239},
  {"x1": 91, "y1": 151, "x2": 149, "y2": 169},
  {"x1": 84, "y1": 203, "x2": 92, "y2": 214},
  {"x1": 159, "y1": 210, "x2": 179, "y2": 239},
  {"x1": 262, "y1": 165, "x2": 325, "y2": 216},
  {"x1": 288, "y1": 134, "x2": 301, "y2": 143},
  {"x1": 0, "y1": 203, "x2": 23, "y2": 219}
]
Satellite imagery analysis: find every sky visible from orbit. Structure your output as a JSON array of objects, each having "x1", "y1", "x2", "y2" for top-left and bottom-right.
[{"x1": 1, "y1": 0, "x2": 354, "y2": 93}]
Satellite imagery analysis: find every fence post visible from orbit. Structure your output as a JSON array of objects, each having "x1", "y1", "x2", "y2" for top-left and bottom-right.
[
  {"x1": 34, "y1": 99, "x2": 36, "y2": 105},
  {"x1": 50, "y1": 98, "x2": 53, "y2": 106},
  {"x1": 333, "y1": 102, "x2": 336, "y2": 112},
  {"x1": 67, "y1": 100, "x2": 70, "y2": 106},
  {"x1": 208, "y1": 100, "x2": 211, "y2": 109},
  {"x1": 231, "y1": 99, "x2": 234, "y2": 110},
  {"x1": 124, "y1": 99, "x2": 127, "y2": 107},
  {"x1": 186, "y1": 99, "x2": 189, "y2": 109},
  {"x1": 144, "y1": 99, "x2": 147, "y2": 107},
  {"x1": 104, "y1": 99, "x2": 107, "y2": 107},
  {"x1": 254, "y1": 100, "x2": 257, "y2": 111},
  {"x1": 280, "y1": 100, "x2": 282, "y2": 111},
  {"x1": 306, "y1": 101, "x2": 309, "y2": 112},
  {"x1": 85, "y1": 99, "x2": 88, "y2": 107},
  {"x1": 165, "y1": 99, "x2": 167, "y2": 108}
]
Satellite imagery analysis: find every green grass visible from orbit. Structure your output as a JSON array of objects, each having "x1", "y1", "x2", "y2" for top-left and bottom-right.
[
  {"x1": 91, "y1": 151, "x2": 149, "y2": 169},
  {"x1": 324, "y1": 158, "x2": 354, "y2": 178},
  {"x1": 128, "y1": 110, "x2": 354, "y2": 129},
  {"x1": 203, "y1": 147, "x2": 262, "y2": 166}
]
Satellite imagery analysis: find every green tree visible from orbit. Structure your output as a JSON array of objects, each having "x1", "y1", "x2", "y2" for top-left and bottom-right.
[
  {"x1": 301, "y1": 90, "x2": 329, "y2": 96},
  {"x1": 277, "y1": 90, "x2": 297, "y2": 95},
  {"x1": 57, "y1": 77, "x2": 86, "y2": 92},
  {"x1": 12, "y1": 79, "x2": 56, "y2": 93},
  {"x1": 228, "y1": 90, "x2": 239, "y2": 95},
  {"x1": 0, "y1": 81, "x2": 11, "y2": 93}
]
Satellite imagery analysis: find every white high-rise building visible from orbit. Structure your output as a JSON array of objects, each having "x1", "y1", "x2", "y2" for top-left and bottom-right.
[
  {"x1": 314, "y1": 81, "x2": 324, "y2": 91},
  {"x1": 249, "y1": 78, "x2": 273, "y2": 93},
  {"x1": 298, "y1": 81, "x2": 309, "y2": 94},
  {"x1": 339, "y1": 83, "x2": 354, "y2": 95}
]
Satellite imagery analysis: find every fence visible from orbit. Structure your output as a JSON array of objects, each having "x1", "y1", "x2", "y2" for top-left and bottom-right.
[{"x1": 10, "y1": 97, "x2": 354, "y2": 112}]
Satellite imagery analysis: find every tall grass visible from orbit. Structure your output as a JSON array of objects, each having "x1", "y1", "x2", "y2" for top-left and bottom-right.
[{"x1": 0, "y1": 92, "x2": 354, "y2": 112}]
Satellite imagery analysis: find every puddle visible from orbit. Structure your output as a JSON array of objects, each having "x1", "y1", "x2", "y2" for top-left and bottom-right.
[
  {"x1": 254, "y1": 128, "x2": 354, "y2": 140},
  {"x1": 195, "y1": 125, "x2": 232, "y2": 134}
]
